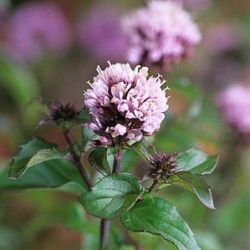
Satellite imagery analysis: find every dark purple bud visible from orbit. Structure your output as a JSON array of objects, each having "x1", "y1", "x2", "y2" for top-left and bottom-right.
[{"x1": 148, "y1": 153, "x2": 178, "y2": 180}]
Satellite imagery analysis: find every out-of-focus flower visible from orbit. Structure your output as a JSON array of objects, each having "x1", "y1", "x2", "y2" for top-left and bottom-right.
[
  {"x1": 49, "y1": 101, "x2": 79, "y2": 126},
  {"x1": 38, "y1": 101, "x2": 80, "y2": 131},
  {"x1": 206, "y1": 23, "x2": 243, "y2": 55},
  {"x1": 77, "y1": 5, "x2": 126, "y2": 62},
  {"x1": 217, "y1": 84, "x2": 250, "y2": 134},
  {"x1": 201, "y1": 23, "x2": 245, "y2": 90},
  {"x1": 84, "y1": 62, "x2": 169, "y2": 144},
  {"x1": 122, "y1": 0, "x2": 201, "y2": 70},
  {"x1": 6, "y1": 2, "x2": 71, "y2": 62}
]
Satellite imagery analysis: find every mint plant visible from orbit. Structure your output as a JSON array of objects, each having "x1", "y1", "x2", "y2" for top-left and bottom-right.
[{"x1": 0, "y1": 63, "x2": 218, "y2": 250}]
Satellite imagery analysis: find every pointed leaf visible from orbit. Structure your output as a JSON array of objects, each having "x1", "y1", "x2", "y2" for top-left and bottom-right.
[
  {"x1": 9, "y1": 138, "x2": 57, "y2": 179},
  {"x1": 26, "y1": 148, "x2": 64, "y2": 168},
  {"x1": 88, "y1": 147, "x2": 111, "y2": 174},
  {"x1": 166, "y1": 172, "x2": 215, "y2": 209},
  {"x1": 176, "y1": 148, "x2": 218, "y2": 175},
  {"x1": 121, "y1": 197, "x2": 200, "y2": 250},
  {"x1": 130, "y1": 141, "x2": 153, "y2": 162},
  {"x1": 1, "y1": 159, "x2": 87, "y2": 195},
  {"x1": 80, "y1": 173, "x2": 143, "y2": 219}
]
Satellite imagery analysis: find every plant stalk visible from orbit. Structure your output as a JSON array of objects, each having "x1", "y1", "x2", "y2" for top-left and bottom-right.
[
  {"x1": 112, "y1": 148, "x2": 123, "y2": 174},
  {"x1": 148, "y1": 179, "x2": 158, "y2": 193},
  {"x1": 100, "y1": 147, "x2": 123, "y2": 250},
  {"x1": 100, "y1": 219, "x2": 111, "y2": 250},
  {"x1": 63, "y1": 130, "x2": 92, "y2": 189}
]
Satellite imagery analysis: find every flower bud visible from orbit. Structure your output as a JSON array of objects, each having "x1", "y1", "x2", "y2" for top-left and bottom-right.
[{"x1": 149, "y1": 153, "x2": 177, "y2": 180}]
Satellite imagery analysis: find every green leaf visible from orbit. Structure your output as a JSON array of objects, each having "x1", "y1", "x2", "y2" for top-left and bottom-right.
[
  {"x1": 121, "y1": 149, "x2": 138, "y2": 171},
  {"x1": 0, "y1": 159, "x2": 87, "y2": 195},
  {"x1": 27, "y1": 148, "x2": 64, "y2": 168},
  {"x1": 176, "y1": 148, "x2": 218, "y2": 175},
  {"x1": 166, "y1": 172, "x2": 215, "y2": 209},
  {"x1": 121, "y1": 197, "x2": 201, "y2": 250},
  {"x1": 88, "y1": 147, "x2": 111, "y2": 175},
  {"x1": 9, "y1": 138, "x2": 57, "y2": 179},
  {"x1": 130, "y1": 140, "x2": 153, "y2": 162},
  {"x1": 80, "y1": 173, "x2": 143, "y2": 219}
]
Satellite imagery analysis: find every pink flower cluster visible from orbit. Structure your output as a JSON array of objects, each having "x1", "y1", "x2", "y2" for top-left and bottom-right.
[
  {"x1": 122, "y1": 0, "x2": 201, "y2": 70},
  {"x1": 218, "y1": 84, "x2": 250, "y2": 133},
  {"x1": 77, "y1": 5, "x2": 126, "y2": 62},
  {"x1": 7, "y1": 2, "x2": 71, "y2": 62},
  {"x1": 84, "y1": 63, "x2": 169, "y2": 143}
]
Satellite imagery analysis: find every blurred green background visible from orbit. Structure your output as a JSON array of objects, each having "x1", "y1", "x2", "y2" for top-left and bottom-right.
[{"x1": 0, "y1": 0, "x2": 250, "y2": 249}]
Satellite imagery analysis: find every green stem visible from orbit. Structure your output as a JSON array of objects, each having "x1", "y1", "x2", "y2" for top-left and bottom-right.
[
  {"x1": 63, "y1": 130, "x2": 92, "y2": 189},
  {"x1": 100, "y1": 147, "x2": 123, "y2": 250}
]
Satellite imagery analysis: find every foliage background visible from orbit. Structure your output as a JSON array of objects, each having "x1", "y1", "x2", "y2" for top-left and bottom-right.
[{"x1": 0, "y1": 0, "x2": 250, "y2": 249}]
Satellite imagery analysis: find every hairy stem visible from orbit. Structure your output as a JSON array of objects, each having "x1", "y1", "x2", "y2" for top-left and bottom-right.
[
  {"x1": 148, "y1": 179, "x2": 158, "y2": 193},
  {"x1": 63, "y1": 130, "x2": 92, "y2": 189},
  {"x1": 100, "y1": 148, "x2": 123, "y2": 250}
]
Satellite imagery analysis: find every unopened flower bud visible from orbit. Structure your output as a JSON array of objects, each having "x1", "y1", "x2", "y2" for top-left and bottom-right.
[{"x1": 149, "y1": 153, "x2": 177, "y2": 180}]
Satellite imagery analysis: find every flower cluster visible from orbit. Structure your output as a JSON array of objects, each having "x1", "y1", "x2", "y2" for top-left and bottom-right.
[
  {"x1": 149, "y1": 153, "x2": 177, "y2": 180},
  {"x1": 122, "y1": 0, "x2": 201, "y2": 70},
  {"x1": 84, "y1": 63, "x2": 169, "y2": 143},
  {"x1": 77, "y1": 5, "x2": 126, "y2": 61},
  {"x1": 217, "y1": 84, "x2": 250, "y2": 134},
  {"x1": 6, "y1": 2, "x2": 71, "y2": 62}
]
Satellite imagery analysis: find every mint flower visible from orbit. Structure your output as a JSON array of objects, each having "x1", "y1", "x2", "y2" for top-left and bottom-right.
[
  {"x1": 84, "y1": 63, "x2": 169, "y2": 143},
  {"x1": 218, "y1": 84, "x2": 250, "y2": 134},
  {"x1": 122, "y1": 0, "x2": 201, "y2": 70},
  {"x1": 6, "y1": 2, "x2": 71, "y2": 62},
  {"x1": 77, "y1": 4, "x2": 126, "y2": 62}
]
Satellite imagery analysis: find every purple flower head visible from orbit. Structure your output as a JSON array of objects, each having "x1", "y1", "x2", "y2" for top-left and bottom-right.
[
  {"x1": 206, "y1": 23, "x2": 243, "y2": 55},
  {"x1": 217, "y1": 84, "x2": 250, "y2": 134},
  {"x1": 6, "y1": 2, "x2": 71, "y2": 62},
  {"x1": 77, "y1": 5, "x2": 126, "y2": 62},
  {"x1": 122, "y1": 0, "x2": 201, "y2": 70},
  {"x1": 84, "y1": 62, "x2": 169, "y2": 144}
]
